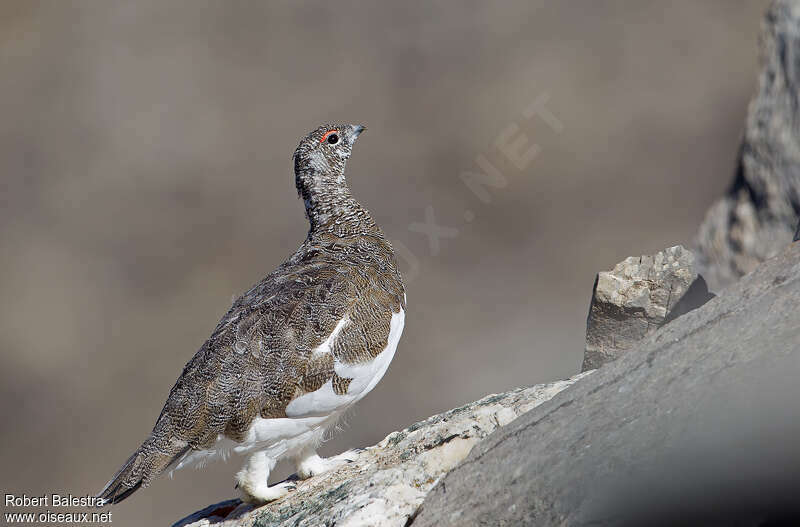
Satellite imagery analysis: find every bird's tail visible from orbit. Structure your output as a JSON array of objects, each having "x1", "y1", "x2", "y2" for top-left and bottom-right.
[{"x1": 97, "y1": 436, "x2": 190, "y2": 505}]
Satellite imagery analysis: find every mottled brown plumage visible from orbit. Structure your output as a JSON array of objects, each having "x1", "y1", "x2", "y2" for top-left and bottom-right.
[{"x1": 99, "y1": 123, "x2": 405, "y2": 505}]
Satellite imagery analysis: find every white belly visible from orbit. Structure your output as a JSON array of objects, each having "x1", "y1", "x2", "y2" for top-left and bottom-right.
[
  {"x1": 172, "y1": 308, "x2": 405, "y2": 472},
  {"x1": 172, "y1": 414, "x2": 335, "y2": 472}
]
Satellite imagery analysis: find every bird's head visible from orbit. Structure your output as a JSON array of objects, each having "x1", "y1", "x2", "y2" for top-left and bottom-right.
[{"x1": 293, "y1": 123, "x2": 365, "y2": 199}]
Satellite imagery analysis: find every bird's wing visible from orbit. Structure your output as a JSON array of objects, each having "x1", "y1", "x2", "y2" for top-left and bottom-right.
[{"x1": 203, "y1": 257, "x2": 406, "y2": 429}]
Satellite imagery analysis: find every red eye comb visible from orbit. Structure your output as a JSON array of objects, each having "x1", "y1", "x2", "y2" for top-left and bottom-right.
[{"x1": 320, "y1": 129, "x2": 338, "y2": 143}]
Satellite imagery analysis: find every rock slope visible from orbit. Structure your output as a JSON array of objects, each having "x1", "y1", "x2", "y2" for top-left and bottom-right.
[{"x1": 414, "y1": 242, "x2": 800, "y2": 526}]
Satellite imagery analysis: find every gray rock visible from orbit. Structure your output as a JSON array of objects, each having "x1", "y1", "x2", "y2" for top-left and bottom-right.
[
  {"x1": 695, "y1": 0, "x2": 800, "y2": 291},
  {"x1": 413, "y1": 242, "x2": 800, "y2": 526},
  {"x1": 582, "y1": 245, "x2": 712, "y2": 372},
  {"x1": 171, "y1": 373, "x2": 591, "y2": 527}
]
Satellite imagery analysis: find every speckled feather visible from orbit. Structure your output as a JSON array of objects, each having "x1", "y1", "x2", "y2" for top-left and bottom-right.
[{"x1": 98, "y1": 124, "x2": 405, "y2": 504}]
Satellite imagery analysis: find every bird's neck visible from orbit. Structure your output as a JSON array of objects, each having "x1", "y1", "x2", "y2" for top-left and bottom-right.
[{"x1": 299, "y1": 173, "x2": 379, "y2": 236}]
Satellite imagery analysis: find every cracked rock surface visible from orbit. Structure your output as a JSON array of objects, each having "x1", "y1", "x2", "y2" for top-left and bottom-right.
[{"x1": 172, "y1": 373, "x2": 591, "y2": 527}]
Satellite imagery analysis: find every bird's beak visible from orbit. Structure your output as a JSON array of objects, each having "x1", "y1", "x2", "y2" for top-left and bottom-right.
[{"x1": 352, "y1": 124, "x2": 366, "y2": 137}]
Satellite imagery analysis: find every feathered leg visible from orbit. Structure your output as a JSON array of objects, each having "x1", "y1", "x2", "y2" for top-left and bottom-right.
[{"x1": 236, "y1": 450, "x2": 296, "y2": 504}]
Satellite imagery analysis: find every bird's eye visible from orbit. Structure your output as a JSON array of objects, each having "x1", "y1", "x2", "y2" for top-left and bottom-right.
[{"x1": 321, "y1": 130, "x2": 339, "y2": 145}]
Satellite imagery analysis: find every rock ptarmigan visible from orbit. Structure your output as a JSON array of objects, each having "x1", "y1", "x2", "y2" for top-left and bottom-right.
[{"x1": 98, "y1": 123, "x2": 406, "y2": 504}]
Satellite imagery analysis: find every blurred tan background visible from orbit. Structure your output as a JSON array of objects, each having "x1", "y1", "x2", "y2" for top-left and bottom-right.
[{"x1": 0, "y1": 1, "x2": 770, "y2": 525}]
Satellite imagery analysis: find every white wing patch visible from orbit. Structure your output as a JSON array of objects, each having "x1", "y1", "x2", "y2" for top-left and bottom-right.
[
  {"x1": 283, "y1": 379, "x2": 342, "y2": 417},
  {"x1": 285, "y1": 308, "x2": 405, "y2": 418},
  {"x1": 311, "y1": 315, "x2": 350, "y2": 357}
]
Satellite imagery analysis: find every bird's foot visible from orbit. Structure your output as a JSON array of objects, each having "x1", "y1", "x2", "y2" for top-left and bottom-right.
[
  {"x1": 237, "y1": 480, "x2": 296, "y2": 504},
  {"x1": 295, "y1": 450, "x2": 358, "y2": 480}
]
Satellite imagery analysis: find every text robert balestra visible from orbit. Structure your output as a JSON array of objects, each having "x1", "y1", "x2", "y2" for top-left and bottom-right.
[{"x1": 5, "y1": 494, "x2": 108, "y2": 508}]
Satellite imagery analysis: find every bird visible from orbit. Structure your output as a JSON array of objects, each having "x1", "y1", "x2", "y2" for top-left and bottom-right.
[{"x1": 98, "y1": 123, "x2": 406, "y2": 505}]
